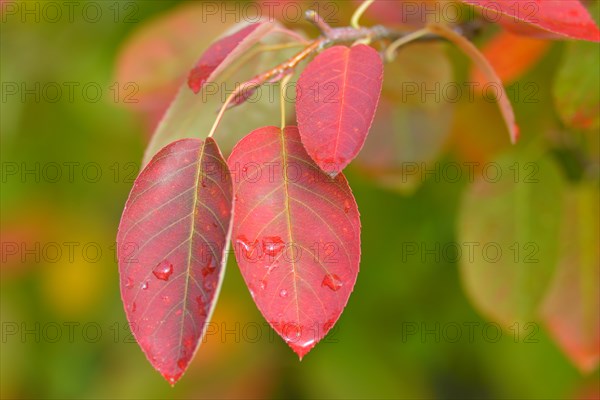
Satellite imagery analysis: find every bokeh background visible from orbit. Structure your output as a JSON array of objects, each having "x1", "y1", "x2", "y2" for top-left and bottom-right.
[{"x1": 1, "y1": 1, "x2": 599, "y2": 399}]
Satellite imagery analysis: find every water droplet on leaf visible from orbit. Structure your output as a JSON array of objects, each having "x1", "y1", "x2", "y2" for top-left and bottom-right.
[
  {"x1": 125, "y1": 276, "x2": 134, "y2": 288},
  {"x1": 236, "y1": 235, "x2": 258, "y2": 259},
  {"x1": 322, "y1": 274, "x2": 343, "y2": 291},
  {"x1": 262, "y1": 236, "x2": 285, "y2": 257},
  {"x1": 153, "y1": 260, "x2": 173, "y2": 281}
]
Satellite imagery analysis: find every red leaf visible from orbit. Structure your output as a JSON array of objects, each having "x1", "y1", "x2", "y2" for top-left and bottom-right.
[
  {"x1": 228, "y1": 126, "x2": 361, "y2": 359},
  {"x1": 187, "y1": 22, "x2": 277, "y2": 94},
  {"x1": 461, "y1": 0, "x2": 600, "y2": 42},
  {"x1": 117, "y1": 138, "x2": 233, "y2": 385},
  {"x1": 296, "y1": 45, "x2": 383, "y2": 176}
]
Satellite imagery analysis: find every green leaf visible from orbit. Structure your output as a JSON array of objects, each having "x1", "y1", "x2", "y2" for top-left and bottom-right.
[
  {"x1": 541, "y1": 183, "x2": 599, "y2": 373},
  {"x1": 458, "y1": 145, "x2": 564, "y2": 327},
  {"x1": 142, "y1": 33, "x2": 298, "y2": 166},
  {"x1": 553, "y1": 40, "x2": 600, "y2": 131},
  {"x1": 355, "y1": 43, "x2": 454, "y2": 193}
]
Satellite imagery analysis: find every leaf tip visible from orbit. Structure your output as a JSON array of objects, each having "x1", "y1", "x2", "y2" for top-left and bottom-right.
[
  {"x1": 289, "y1": 342, "x2": 314, "y2": 361},
  {"x1": 162, "y1": 372, "x2": 183, "y2": 387},
  {"x1": 511, "y1": 123, "x2": 520, "y2": 144},
  {"x1": 187, "y1": 68, "x2": 203, "y2": 94}
]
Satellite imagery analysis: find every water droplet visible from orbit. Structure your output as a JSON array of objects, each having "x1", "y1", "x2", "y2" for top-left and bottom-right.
[
  {"x1": 201, "y1": 255, "x2": 215, "y2": 277},
  {"x1": 262, "y1": 236, "x2": 285, "y2": 257},
  {"x1": 322, "y1": 274, "x2": 343, "y2": 291},
  {"x1": 259, "y1": 279, "x2": 267, "y2": 290},
  {"x1": 141, "y1": 281, "x2": 149, "y2": 290},
  {"x1": 343, "y1": 200, "x2": 351, "y2": 213},
  {"x1": 125, "y1": 277, "x2": 134, "y2": 288},
  {"x1": 166, "y1": 375, "x2": 177, "y2": 385},
  {"x1": 201, "y1": 265, "x2": 215, "y2": 277},
  {"x1": 236, "y1": 235, "x2": 258, "y2": 259},
  {"x1": 212, "y1": 222, "x2": 218, "y2": 228},
  {"x1": 201, "y1": 179, "x2": 207, "y2": 188},
  {"x1": 161, "y1": 295, "x2": 170, "y2": 303},
  {"x1": 323, "y1": 319, "x2": 335, "y2": 332},
  {"x1": 203, "y1": 279, "x2": 216, "y2": 291},
  {"x1": 279, "y1": 289, "x2": 288, "y2": 298},
  {"x1": 177, "y1": 358, "x2": 186, "y2": 370},
  {"x1": 196, "y1": 296, "x2": 207, "y2": 317},
  {"x1": 131, "y1": 302, "x2": 137, "y2": 312},
  {"x1": 153, "y1": 260, "x2": 173, "y2": 281},
  {"x1": 282, "y1": 322, "x2": 302, "y2": 341}
]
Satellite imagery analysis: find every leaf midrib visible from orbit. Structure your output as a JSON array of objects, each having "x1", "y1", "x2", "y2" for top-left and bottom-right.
[
  {"x1": 179, "y1": 141, "x2": 207, "y2": 354},
  {"x1": 280, "y1": 128, "x2": 301, "y2": 328}
]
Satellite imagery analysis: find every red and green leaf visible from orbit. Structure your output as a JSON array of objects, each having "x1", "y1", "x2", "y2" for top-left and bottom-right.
[
  {"x1": 461, "y1": 0, "x2": 600, "y2": 42},
  {"x1": 541, "y1": 184, "x2": 599, "y2": 373},
  {"x1": 458, "y1": 147, "x2": 564, "y2": 327},
  {"x1": 553, "y1": 39, "x2": 600, "y2": 131},
  {"x1": 117, "y1": 138, "x2": 233, "y2": 384},
  {"x1": 296, "y1": 44, "x2": 383, "y2": 176},
  {"x1": 142, "y1": 24, "x2": 301, "y2": 165},
  {"x1": 188, "y1": 22, "x2": 277, "y2": 94},
  {"x1": 228, "y1": 126, "x2": 361, "y2": 359}
]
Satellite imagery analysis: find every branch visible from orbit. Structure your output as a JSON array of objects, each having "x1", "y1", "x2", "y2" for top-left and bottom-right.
[{"x1": 223, "y1": 10, "x2": 482, "y2": 111}]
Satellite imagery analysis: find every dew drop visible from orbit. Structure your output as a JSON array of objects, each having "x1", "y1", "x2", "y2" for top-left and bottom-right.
[
  {"x1": 141, "y1": 281, "x2": 149, "y2": 290},
  {"x1": 279, "y1": 289, "x2": 288, "y2": 298},
  {"x1": 259, "y1": 279, "x2": 267, "y2": 290},
  {"x1": 262, "y1": 236, "x2": 285, "y2": 257},
  {"x1": 196, "y1": 296, "x2": 207, "y2": 317},
  {"x1": 203, "y1": 279, "x2": 216, "y2": 291},
  {"x1": 322, "y1": 274, "x2": 343, "y2": 291},
  {"x1": 201, "y1": 265, "x2": 215, "y2": 277},
  {"x1": 236, "y1": 235, "x2": 258, "y2": 258},
  {"x1": 177, "y1": 358, "x2": 186, "y2": 370},
  {"x1": 125, "y1": 276, "x2": 134, "y2": 288},
  {"x1": 153, "y1": 260, "x2": 173, "y2": 281},
  {"x1": 212, "y1": 222, "x2": 218, "y2": 228},
  {"x1": 131, "y1": 302, "x2": 137, "y2": 312},
  {"x1": 323, "y1": 319, "x2": 335, "y2": 332},
  {"x1": 201, "y1": 255, "x2": 215, "y2": 277},
  {"x1": 282, "y1": 322, "x2": 302, "y2": 341},
  {"x1": 343, "y1": 200, "x2": 351, "y2": 213}
]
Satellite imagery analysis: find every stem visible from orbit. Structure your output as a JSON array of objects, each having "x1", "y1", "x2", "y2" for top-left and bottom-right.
[
  {"x1": 272, "y1": 26, "x2": 311, "y2": 44},
  {"x1": 306, "y1": 10, "x2": 332, "y2": 35},
  {"x1": 216, "y1": 9, "x2": 482, "y2": 116},
  {"x1": 351, "y1": 0, "x2": 375, "y2": 29},
  {"x1": 385, "y1": 28, "x2": 431, "y2": 61},
  {"x1": 207, "y1": 81, "x2": 258, "y2": 138},
  {"x1": 218, "y1": 42, "x2": 305, "y2": 84},
  {"x1": 279, "y1": 74, "x2": 293, "y2": 130}
]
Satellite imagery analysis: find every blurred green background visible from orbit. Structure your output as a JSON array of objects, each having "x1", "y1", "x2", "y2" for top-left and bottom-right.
[{"x1": 1, "y1": 1, "x2": 599, "y2": 399}]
